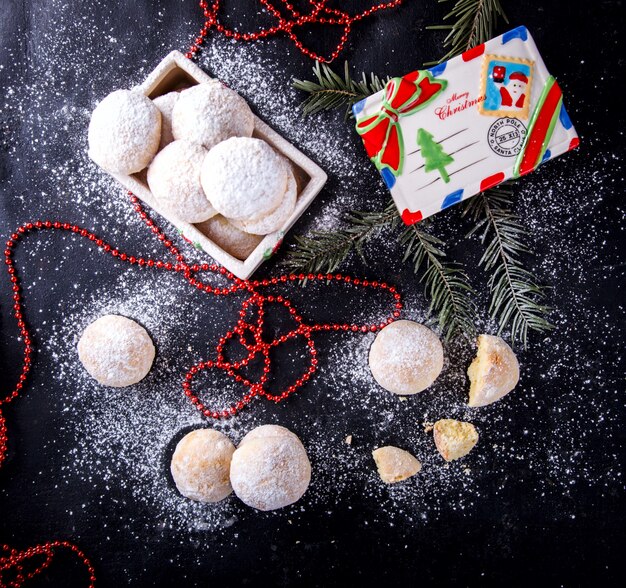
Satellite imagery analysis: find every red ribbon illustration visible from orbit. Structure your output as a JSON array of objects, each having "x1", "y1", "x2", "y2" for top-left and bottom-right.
[{"x1": 355, "y1": 70, "x2": 447, "y2": 176}]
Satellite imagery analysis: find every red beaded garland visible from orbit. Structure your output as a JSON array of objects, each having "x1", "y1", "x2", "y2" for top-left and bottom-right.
[
  {"x1": 1, "y1": 191, "x2": 401, "y2": 463},
  {"x1": 0, "y1": 193, "x2": 400, "y2": 585},
  {"x1": 0, "y1": 6, "x2": 406, "y2": 580},
  {"x1": 184, "y1": 0, "x2": 404, "y2": 63},
  {"x1": 0, "y1": 541, "x2": 95, "y2": 588}
]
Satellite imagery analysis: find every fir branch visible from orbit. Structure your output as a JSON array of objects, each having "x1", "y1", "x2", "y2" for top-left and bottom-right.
[
  {"x1": 464, "y1": 187, "x2": 553, "y2": 348},
  {"x1": 400, "y1": 222, "x2": 476, "y2": 340},
  {"x1": 282, "y1": 200, "x2": 399, "y2": 277},
  {"x1": 293, "y1": 61, "x2": 389, "y2": 118},
  {"x1": 427, "y1": 0, "x2": 508, "y2": 64}
]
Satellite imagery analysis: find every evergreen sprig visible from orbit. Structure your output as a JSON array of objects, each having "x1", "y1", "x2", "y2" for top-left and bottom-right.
[
  {"x1": 400, "y1": 223, "x2": 476, "y2": 340},
  {"x1": 427, "y1": 0, "x2": 508, "y2": 64},
  {"x1": 282, "y1": 200, "x2": 399, "y2": 278},
  {"x1": 287, "y1": 1, "x2": 553, "y2": 346},
  {"x1": 293, "y1": 61, "x2": 389, "y2": 118},
  {"x1": 284, "y1": 203, "x2": 477, "y2": 340},
  {"x1": 464, "y1": 187, "x2": 553, "y2": 347}
]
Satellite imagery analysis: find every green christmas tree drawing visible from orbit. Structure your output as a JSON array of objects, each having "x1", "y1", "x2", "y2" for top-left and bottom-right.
[{"x1": 417, "y1": 128, "x2": 454, "y2": 183}]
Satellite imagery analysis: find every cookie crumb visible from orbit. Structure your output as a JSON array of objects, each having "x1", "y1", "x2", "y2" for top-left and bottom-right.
[
  {"x1": 433, "y1": 419, "x2": 479, "y2": 462},
  {"x1": 344, "y1": 435, "x2": 353, "y2": 445}
]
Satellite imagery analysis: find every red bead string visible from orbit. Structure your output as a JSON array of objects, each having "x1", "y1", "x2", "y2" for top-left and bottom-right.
[
  {"x1": 1, "y1": 4, "x2": 405, "y2": 586},
  {"x1": 0, "y1": 541, "x2": 96, "y2": 588},
  {"x1": 185, "y1": 0, "x2": 404, "y2": 63},
  {"x1": 0, "y1": 195, "x2": 400, "y2": 584},
  {"x1": 1, "y1": 191, "x2": 401, "y2": 459}
]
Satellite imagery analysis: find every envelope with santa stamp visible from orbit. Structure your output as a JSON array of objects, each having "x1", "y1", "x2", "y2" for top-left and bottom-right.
[{"x1": 353, "y1": 26, "x2": 579, "y2": 225}]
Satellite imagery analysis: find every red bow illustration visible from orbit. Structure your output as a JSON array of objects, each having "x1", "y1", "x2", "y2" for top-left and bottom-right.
[{"x1": 356, "y1": 70, "x2": 447, "y2": 176}]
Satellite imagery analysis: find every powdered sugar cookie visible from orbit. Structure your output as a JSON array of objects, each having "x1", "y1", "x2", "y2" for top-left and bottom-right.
[
  {"x1": 368, "y1": 320, "x2": 444, "y2": 395},
  {"x1": 195, "y1": 215, "x2": 263, "y2": 260},
  {"x1": 77, "y1": 315, "x2": 155, "y2": 387},
  {"x1": 467, "y1": 334, "x2": 519, "y2": 407},
  {"x1": 231, "y1": 167, "x2": 297, "y2": 235},
  {"x1": 170, "y1": 429, "x2": 235, "y2": 503},
  {"x1": 172, "y1": 82, "x2": 254, "y2": 150},
  {"x1": 88, "y1": 89, "x2": 161, "y2": 174},
  {"x1": 201, "y1": 137, "x2": 288, "y2": 222},
  {"x1": 229, "y1": 425, "x2": 311, "y2": 511},
  {"x1": 147, "y1": 140, "x2": 216, "y2": 223},
  {"x1": 153, "y1": 91, "x2": 179, "y2": 150}
]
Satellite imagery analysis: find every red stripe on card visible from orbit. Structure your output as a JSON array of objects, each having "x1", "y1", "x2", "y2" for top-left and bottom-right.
[
  {"x1": 462, "y1": 44, "x2": 485, "y2": 61},
  {"x1": 518, "y1": 82, "x2": 563, "y2": 176},
  {"x1": 480, "y1": 172, "x2": 506, "y2": 191},
  {"x1": 568, "y1": 137, "x2": 580, "y2": 150}
]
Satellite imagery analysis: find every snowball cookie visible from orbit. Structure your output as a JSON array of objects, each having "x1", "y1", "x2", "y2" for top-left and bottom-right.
[
  {"x1": 372, "y1": 446, "x2": 421, "y2": 484},
  {"x1": 170, "y1": 429, "x2": 236, "y2": 503},
  {"x1": 152, "y1": 91, "x2": 179, "y2": 150},
  {"x1": 231, "y1": 167, "x2": 298, "y2": 235},
  {"x1": 230, "y1": 425, "x2": 311, "y2": 511},
  {"x1": 368, "y1": 320, "x2": 444, "y2": 395},
  {"x1": 433, "y1": 419, "x2": 479, "y2": 461},
  {"x1": 172, "y1": 82, "x2": 254, "y2": 150},
  {"x1": 467, "y1": 334, "x2": 520, "y2": 407},
  {"x1": 88, "y1": 89, "x2": 161, "y2": 175},
  {"x1": 195, "y1": 215, "x2": 263, "y2": 260},
  {"x1": 147, "y1": 140, "x2": 216, "y2": 223},
  {"x1": 201, "y1": 137, "x2": 288, "y2": 222},
  {"x1": 77, "y1": 315, "x2": 155, "y2": 387}
]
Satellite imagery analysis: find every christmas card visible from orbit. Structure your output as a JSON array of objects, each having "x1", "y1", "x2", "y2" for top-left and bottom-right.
[{"x1": 353, "y1": 26, "x2": 579, "y2": 224}]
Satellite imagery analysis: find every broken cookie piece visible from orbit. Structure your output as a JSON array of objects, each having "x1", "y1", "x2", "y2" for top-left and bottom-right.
[
  {"x1": 433, "y1": 419, "x2": 479, "y2": 461},
  {"x1": 372, "y1": 446, "x2": 421, "y2": 484},
  {"x1": 467, "y1": 334, "x2": 520, "y2": 407}
]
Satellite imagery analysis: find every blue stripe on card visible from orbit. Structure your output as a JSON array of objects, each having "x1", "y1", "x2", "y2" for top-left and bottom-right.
[
  {"x1": 441, "y1": 189, "x2": 464, "y2": 210},
  {"x1": 559, "y1": 104, "x2": 573, "y2": 130},
  {"x1": 380, "y1": 167, "x2": 396, "y2": 189},
  {"x1": 502, "y1": 26, "x2": 528, "y2": 44},
  {"x1": 352, "y1": 99, "x2": 367, "y2": 116},
  {"x1": 428, "y1": 62, "x2": 447, "y2": 78}
]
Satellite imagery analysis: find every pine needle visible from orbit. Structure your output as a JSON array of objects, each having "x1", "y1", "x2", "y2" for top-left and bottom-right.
[
  {"x1": 464, "y1": 187, "x2": 553, "y2": 348},
  {"x1": 282, "y1": 200, "x2": 399, "y2": 279},
  {"x1": 399, "y1": 222, "x2": 476, "y2": 340},
  {"x1": 284, "y1": 201, "x2": 476, "y2": 340},
  {"x1": 426, "y1": 0, "x2": 508, "y2": 64},
  {"x1": 293, "y1": 61, "x2": 389, "y2": 118}
]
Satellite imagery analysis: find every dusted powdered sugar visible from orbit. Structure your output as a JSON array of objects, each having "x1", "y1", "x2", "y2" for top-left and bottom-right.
[
  {"x1": 368, "y1": 320, "x2": 444, "y2": 395},
  {"x1": 231, "y1": 166, "x2": 297, "y2": 235},
  {"x1": 153, "y1": 91, "x2": 179, "y2": 150},
  {"x1": 77, "y1": 314, "x2": 155, "y2": 387},
  {"x1": 88, "y1": 89, "x2": 161, "y2": 174},
  {"x1": 147, "y1": 139, "x2": 216, "y2": 223},
  {"x1": 172, "y1": 82, "x2": 254, "y2": 150},
  {"x1": 230, "y1": 434, "x2": 311, "y2": 511},
  {"x1": 170, "y1": 429, "x2": 236, "y2": 503},
  {"x1": 0, "y1": 0, "x2": 622, "y2": 557},
  {"x1": 201, "y1": 137, "x2": 288, "y2": 221}
]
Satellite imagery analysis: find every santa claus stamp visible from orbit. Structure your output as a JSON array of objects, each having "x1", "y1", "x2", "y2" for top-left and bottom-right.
[{"x1": 479, "y1": 55, "x2": 533, "y2": 119}]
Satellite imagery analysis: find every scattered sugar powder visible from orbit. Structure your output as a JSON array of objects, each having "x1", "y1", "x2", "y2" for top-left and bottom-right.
[{"x1": 0, "y1": 0, "x2": 623, "y2": 564}]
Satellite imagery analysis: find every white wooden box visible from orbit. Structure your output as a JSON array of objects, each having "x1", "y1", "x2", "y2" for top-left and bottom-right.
[{"x1": 95, "y1": 50, "x2": 327, "y2": 279}]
